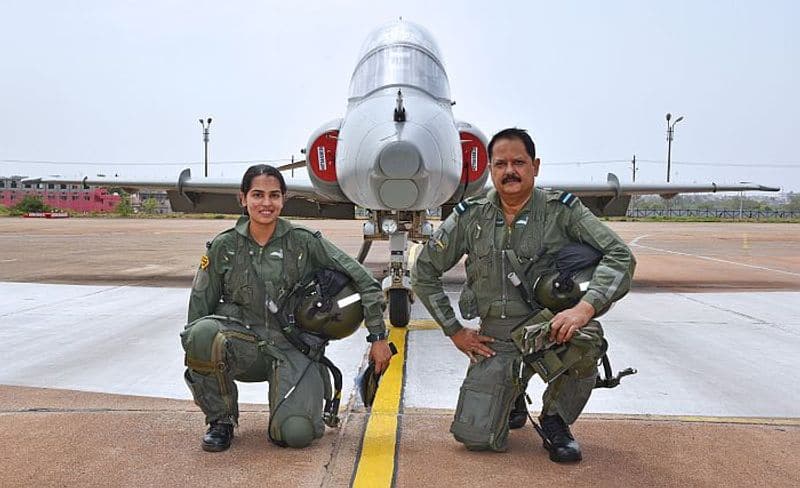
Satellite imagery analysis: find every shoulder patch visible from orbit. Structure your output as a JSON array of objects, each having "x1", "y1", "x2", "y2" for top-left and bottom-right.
[
  {"x1": 556, "y1": 191, "x2": 578, "y2": 207},
  {"x1": 453, "y1": 201, "x2": 471, "y2": 215},
  {"x1": 453, "y1": 196, "x2": 488, "y2": 216}
]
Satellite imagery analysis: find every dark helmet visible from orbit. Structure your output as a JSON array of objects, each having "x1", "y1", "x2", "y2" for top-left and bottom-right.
[
  {"x1": 294, "y1": 269, "x2": 364, "y2": 340},
  {"x1": 533, "y1": 266, "x2": 596, "y2": 313},
  {"x1": 533, "y1": 243, "x2": 612, "y2": 316}
]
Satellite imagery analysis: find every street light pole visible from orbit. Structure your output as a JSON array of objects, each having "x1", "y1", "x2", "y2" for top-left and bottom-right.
[
  {"x1": 199, "y1": 117, "x2": 212, "y2": 177},
  {"x1": 665, "y1": 112, "x2": 684, "y2": 182}
]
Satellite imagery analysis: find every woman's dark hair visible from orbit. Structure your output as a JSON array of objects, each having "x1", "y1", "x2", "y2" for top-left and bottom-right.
[
  {"x1": 240, "y1": 164, "x2": 287, "y2": 195},
  {"x1": 488, "y1": 127, "x2": 536, "y2": 160}
]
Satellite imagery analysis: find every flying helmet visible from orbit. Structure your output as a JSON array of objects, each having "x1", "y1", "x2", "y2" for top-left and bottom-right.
[
  {"x1": 533, "y1": 243, "x2": 611, "y2": 316},
  {"x1": 294, "y1": 269, "x2": 364, "y2": 340}
]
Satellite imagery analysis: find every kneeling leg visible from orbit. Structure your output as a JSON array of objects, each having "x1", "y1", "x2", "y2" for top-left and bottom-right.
[{"x1": 267, "y1": 348, "x2": 328, "y2": 449}]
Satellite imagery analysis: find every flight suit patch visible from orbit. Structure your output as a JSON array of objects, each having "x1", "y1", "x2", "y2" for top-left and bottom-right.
[
  {"x1": 429, "y1": 228, "x2": 448, "y2": 250},
  {"x1": 199, "y1": 255, "x2": 209, "y2": 270}
]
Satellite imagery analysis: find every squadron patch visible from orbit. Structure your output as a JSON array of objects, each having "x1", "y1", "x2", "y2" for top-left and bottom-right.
[
  {"x1": 199, "y1": 254, "x2": 209, "y2": 270},
  {"x1": 429, "y1": 228, "x2": 448, "y2": 250}
]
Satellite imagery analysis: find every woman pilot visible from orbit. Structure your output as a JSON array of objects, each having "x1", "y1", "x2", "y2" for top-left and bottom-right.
[{"x1": 181, "y1": 164, "x2": 392, "y2": 451}]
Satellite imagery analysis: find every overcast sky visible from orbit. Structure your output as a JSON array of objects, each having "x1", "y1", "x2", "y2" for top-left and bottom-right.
[{"x1": 1, "y1": 1, "x2": 798, "y2": 192}]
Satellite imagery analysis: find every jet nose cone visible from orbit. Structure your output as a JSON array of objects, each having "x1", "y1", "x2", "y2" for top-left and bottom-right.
[{"x1": 378, "y1": 141, "x2": 421, "y2": 178}]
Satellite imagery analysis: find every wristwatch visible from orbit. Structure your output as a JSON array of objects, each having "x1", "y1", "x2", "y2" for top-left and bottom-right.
[{"x1": 366, "y1": 331, "x2": 388, "y2": 343}]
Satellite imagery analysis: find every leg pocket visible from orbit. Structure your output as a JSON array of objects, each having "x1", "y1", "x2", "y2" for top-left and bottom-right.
[
  {"x1": 450, "y1": 365, "x2": 517, "y2": 452},
  {"x1": 222, "y1": 333, "x2": 270, "y2": 382}
]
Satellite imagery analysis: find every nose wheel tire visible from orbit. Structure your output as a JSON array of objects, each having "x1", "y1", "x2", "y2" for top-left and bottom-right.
[{"x1": 389, "y1": 288, "x2": 411, "y2": 327}]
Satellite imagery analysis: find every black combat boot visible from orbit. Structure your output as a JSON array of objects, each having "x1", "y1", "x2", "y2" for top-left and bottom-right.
[
  {"x1": 539, "y1": 414, "x2": 582, "y2": 462},
  {"x1": 508, "y1": 393, "x2": 528, "y2": 429},
  {"x1": 202, "y1": 421, "x2": 234, "y2": 452}
]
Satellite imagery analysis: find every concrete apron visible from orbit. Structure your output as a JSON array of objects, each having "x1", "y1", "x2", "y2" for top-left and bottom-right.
[{"x1": 2, "y1": 283, "x2": 800, "y2": 487}]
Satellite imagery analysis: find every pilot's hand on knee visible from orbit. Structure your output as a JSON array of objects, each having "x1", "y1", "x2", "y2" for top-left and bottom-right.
[
  {"x1": 550, "y1": 301, "x2": 595, "y2": 343},
  {"x1": 451, "y1": 328, "x2": 495, "y2": 363}
]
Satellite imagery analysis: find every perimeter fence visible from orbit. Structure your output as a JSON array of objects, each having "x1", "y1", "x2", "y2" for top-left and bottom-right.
[{"x1": 627, "y1": 208, "x2": 800, "y2": 220}]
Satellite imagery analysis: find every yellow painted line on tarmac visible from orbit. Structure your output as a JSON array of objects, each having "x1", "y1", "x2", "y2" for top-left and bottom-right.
[
  {"x1": 406, "y1": 319, "x2": 440, "y2": 331},
  {"x1": 352, "y1": 326, "x2": 408, "y2": 488},
  {"x1": 361, "y1": 319, "x2": 438, "y2": 332}
]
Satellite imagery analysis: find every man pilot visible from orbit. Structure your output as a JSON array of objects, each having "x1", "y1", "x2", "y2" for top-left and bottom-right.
[{"x1": 412, "y1": 128, "x2": 635, "y2": 461}]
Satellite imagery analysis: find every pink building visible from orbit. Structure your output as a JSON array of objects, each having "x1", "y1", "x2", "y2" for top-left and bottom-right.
[{"x1": 0, "y1": 176, "x2": 121, "y2": 213}]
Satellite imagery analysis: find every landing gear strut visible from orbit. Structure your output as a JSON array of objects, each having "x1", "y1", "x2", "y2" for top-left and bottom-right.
[
  {"x1": 361, "y1": 210, "x2": 432, "y2": 327},
  {"x1": 356, "y1": 240, "x2": 372, "y2": 264}
]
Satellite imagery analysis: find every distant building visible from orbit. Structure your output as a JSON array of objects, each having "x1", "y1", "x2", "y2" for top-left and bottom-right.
[
  {"x1": 0, "y1": 175, "x2": 121, "y2": 213},
  {"x1": 131, "y1": 190, "x2": 173, "y2": 214}
]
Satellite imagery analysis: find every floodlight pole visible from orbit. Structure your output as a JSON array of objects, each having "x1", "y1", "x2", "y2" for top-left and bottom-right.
[
  {"x1": 199, "y1": 117, "x2": 212, "y2": 177},
  {"x1": 665, "y1": 113, "x2": 684, "y2": 182}
]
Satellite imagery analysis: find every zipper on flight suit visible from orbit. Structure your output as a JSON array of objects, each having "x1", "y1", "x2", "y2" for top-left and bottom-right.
[
  {"x1": 501, "y1": 249, "x2": 507, "y2": 319},
  {"x1": 500, "y1": 222, "x2": 515, "y2": 319}
]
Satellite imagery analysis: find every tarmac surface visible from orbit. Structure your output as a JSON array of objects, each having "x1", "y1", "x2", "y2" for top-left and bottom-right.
[{"x1": 1, "y1": 217, "x2": 799, "y2": 487}]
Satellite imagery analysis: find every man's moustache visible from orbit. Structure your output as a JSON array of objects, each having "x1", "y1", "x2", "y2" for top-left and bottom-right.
[{"x1": 502, "y1": 176, "x2": 522, "y2": 184}]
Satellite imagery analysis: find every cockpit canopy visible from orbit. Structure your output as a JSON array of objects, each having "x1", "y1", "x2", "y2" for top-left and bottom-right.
[{"x1": 348, "y1": 20, "x2": 452, "y2": 100}]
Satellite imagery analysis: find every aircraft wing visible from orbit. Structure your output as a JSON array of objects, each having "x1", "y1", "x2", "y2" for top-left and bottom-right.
[
  {"x1": 23, "y1": 168, "x2": 322, "y2": 198},
  {"x1": 25, "y1": 170, "x2": 780, "y2": 218},
  {"x1": 23, "y1": 169, "x2": 355, "y2": 218},
  {"x1": 509, "y1": 173, "x2": 780, "y2": 216}
]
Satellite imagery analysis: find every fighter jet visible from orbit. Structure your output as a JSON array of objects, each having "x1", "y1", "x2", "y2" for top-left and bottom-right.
[{"x1": 24, "y1": 19, "x2": 779, "y2": 326}]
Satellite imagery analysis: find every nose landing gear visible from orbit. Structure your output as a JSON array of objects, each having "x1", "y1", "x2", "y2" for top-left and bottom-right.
[{"x1": 361, "y1": 210, "x2": 431, "y2": 327}]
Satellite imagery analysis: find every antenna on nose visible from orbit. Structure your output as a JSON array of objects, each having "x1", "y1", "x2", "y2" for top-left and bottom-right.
[{"x1": 394, "y1": 89, "x2": 406, "y2": 122}]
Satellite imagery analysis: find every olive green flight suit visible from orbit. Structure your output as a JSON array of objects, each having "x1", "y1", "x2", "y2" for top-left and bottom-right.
[
  {"x1": 412, "y1": 188, "x2": 635, "y2": 451},
  {"x1": 181, "y1": 216, "x2": 386, "y2": 446}
]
